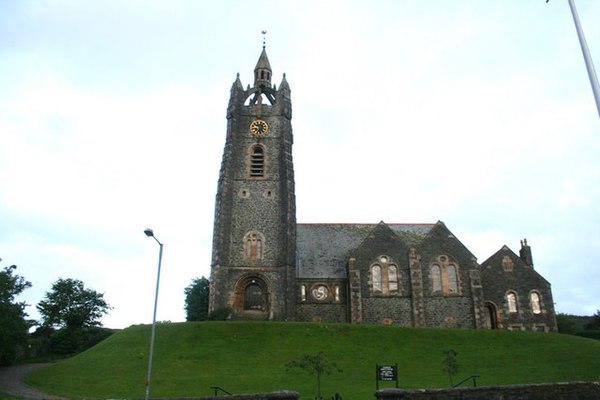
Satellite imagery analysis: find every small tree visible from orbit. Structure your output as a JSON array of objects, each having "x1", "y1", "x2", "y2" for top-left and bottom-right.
[
  {"x1": 37, "y1": 278, "x2": 111, "y2": 355},
  {"x1": 38, "y1": 278, "x2": 111, "y2": 330},
  {"x1": 442, "y1": 349, "x2": 459, "y2": 386},
  {"x1": 184, "y1": 276, "x2": 209, "y2": 321},
  {"x1": 285, "y1": 351, "x2": 342, "y2": 400},
  {"x1": 0, "y1": 264, "x2": 32, "y2": 365}
]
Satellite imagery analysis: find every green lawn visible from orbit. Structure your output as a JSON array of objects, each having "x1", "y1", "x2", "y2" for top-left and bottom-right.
[{"x1": 25, "y1": 321, "x2": 600, "y2": 399}]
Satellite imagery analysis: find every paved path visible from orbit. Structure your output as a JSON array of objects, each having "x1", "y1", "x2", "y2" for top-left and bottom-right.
[{"x1": 0, "y1": 363, "x2": 65, "y2": 399}]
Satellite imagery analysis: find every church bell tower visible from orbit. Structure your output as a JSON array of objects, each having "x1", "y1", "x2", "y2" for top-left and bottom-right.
[{"x1": 208, "y1": 46, "x2": 296, "y2": 320}]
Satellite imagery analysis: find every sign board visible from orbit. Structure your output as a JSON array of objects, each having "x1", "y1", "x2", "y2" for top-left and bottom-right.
[
  {"x1": 376, "y1": 363, "x2": 398, "y2": 389},
  {"x1": 377, "y1": 365, "x2": 397, "y2": 381}
]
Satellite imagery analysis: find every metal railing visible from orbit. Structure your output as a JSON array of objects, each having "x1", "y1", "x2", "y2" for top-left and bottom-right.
[
  {"x1": 210, "y1": 386, "x2": 233, "y2": 396},
  {"x1": 452, "y1": 375, "x2": 480, "y2": 388}
]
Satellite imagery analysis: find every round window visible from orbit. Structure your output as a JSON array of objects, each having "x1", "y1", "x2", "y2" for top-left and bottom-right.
[{"x1": 312, "y1": 285, "x2": 329, "y2": 301}]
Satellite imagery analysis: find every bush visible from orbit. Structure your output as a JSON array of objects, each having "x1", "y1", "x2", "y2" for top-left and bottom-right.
[
  {"x1": 27, "y1": 326, "x2": 115, "y2": 360},
  {"x1": 575, "y1": 330, "x2": 600, "y2": 340}
]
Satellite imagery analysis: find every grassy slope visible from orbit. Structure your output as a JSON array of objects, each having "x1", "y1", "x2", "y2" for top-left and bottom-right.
[{"x1": 26, "y1": 321, "x2": 600, "y2": 399}]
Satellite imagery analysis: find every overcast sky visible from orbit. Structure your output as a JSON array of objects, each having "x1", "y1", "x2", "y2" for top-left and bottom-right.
[{"x1": 1, "y1": 1, "x2": 599, "y2": 329}]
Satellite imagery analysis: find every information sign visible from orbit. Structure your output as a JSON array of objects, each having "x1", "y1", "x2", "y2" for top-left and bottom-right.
[{"x1": 376, "y1": 363, "x2": 398, "y2": 389}]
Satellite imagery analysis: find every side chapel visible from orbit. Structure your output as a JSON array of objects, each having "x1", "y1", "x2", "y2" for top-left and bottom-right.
[{"x1": 208, "y1": 47, "x2": 558, "y2": 332}]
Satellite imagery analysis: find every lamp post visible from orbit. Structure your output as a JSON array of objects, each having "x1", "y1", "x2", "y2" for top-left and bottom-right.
[
  {"x1": 144, "y1": 228, "x2": 163, "y2": 400},
  {"x1": 568, "y1": 0, "x2": 600, "y2": 119}
]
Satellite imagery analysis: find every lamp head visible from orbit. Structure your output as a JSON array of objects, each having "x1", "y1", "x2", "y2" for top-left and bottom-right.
[{"x1": 144, "y1": 229, "x2": 154, "y2": 237}]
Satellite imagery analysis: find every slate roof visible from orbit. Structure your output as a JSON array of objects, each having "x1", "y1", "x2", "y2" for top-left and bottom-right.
[{"x1": 296, "y1": 223, "x2": 435, "y2": 279}]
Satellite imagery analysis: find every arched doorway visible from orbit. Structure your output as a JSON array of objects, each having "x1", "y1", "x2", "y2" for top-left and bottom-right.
[
  {"x1": 233, "y1": 276, "x2": 270, "y2": 319},
  {"x1": 244, "y1": 282, "x2": 266, "y2": 311},
  {"x1": 486, "y1": 302, "x2": 498, "y2": 329}
]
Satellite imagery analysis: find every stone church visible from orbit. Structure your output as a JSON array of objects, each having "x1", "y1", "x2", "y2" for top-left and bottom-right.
[{"x1": 208, "y1": 47, "x2": 558, "y2": 332}]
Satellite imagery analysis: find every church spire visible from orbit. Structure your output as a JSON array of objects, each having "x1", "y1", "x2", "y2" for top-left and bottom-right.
[{"x1": 254, "y1": 33, "x2": 272, "y2": 89}]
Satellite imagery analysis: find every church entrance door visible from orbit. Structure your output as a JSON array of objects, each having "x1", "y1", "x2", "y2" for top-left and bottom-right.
[
  {"x1": 486, "y1": 302, "x2": 498, "y2": 329},
  {"x1": 233, "y1": 276, "x2": 270, "y2": 319},
  {"x1": 245, "y1": 282, "x2": 266, "y2": 311}
]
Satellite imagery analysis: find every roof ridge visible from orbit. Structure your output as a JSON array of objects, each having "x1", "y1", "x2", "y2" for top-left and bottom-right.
[{"x1": 297, "y1": 222, "x2": 436, "y2": 226}]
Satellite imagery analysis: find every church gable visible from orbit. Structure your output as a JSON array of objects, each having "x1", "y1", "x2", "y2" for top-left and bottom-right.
[
  {"x1": 348, "y1": 222, "x2": 411, "y2": 297},
  {"x1": 480, "y1": 242, "x2": 557, "y2": 332},
  {"x1": 350, "y1": 222, "x2": 411, "y2": 265},
  {"x1": 416, "y1": 221, "x2": 478, "y2": 296},
  {"x1": 480, "y1": 245, "x2": 552, "y2": 292},
  {"x1": 418, "y1": 221, "x2": 477, "y2": 263}
]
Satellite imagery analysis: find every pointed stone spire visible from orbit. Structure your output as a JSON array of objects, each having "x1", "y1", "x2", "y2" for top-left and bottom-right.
[
  {"x1": 254, "y1": 46, "x2": 272, "y2": 89},
  {"x1": 232, "y1": 72, "x2": 243, "y2": 91},
  {"x1": 279, "y1": 72, "x2": 290, "y2": 90}
]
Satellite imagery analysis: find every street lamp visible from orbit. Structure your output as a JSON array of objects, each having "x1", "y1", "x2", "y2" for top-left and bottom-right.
[
  {"x1": 144, "y1": 228, "x2": 163, "y2": 400},
  {"x1": 568, "y1": 0, "x2": 600, "y2": 119}
]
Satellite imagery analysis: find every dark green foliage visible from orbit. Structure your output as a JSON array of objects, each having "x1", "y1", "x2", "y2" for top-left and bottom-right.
[
  {"x1": 81, "y1": 326, "x2": 116, "y2": 349},
  {"x1": 556, "y1": 313, "x2": 593, "y2": 334},
  {"x1": 27, "y1": 325, "x2": 54, "y2": 360},
  {"x1": 37, "y1": 278, "x2": 110, "y2": 330},
  {"x1": 0, "y1": 265, "x2": 32, "y2": 366},
  {"x1": 576, "y1": 330, "x2": 600, "y2": 340},
  {"x1": 584, "y1": 310, "x2": 600, "y2": 330},
  {"x1": 285, "y1": 351, "x2": 342, "y2": 400},
  {"x1": 36, "y1": 278, "x2": 111, "y2": 356},
  {"x1": 29, "y1": 323, "x2": 116, "y2": 359},
  {"x1": 441, "y1": 349, "x2": 459, "y2": 386},
  {"x1": 556, "y1": 313, "x2": 579, "y2": 334},
  {"x1": 184, "y1": 276, "x2": 209, "y2": 321},
  {"x1": 556, "y1": 312, "x2": 600, "y2": 339}
]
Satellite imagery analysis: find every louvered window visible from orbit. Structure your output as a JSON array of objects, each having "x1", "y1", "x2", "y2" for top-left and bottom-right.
[{"x1": 250, "y1": 146, "x2": 264, "y2": 177}]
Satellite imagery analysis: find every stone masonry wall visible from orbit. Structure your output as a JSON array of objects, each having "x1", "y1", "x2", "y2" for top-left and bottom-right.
[
  {"x1": 376, "y1": 382, "x2": 600, "y2": 400},
  {"x1": 295, "y1": 303, "x2": 347, "y2": 323},
  {"x1": 361, "y1": 297, "x2": 413, "y2": 326},
  {"x1": 191, "y1": 391, "x2": 299, "y2": 400}
]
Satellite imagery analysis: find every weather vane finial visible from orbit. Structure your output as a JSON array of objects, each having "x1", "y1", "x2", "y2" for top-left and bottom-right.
[{"x1": 261, "y1": 30, "x2": 267, "y2": 49}]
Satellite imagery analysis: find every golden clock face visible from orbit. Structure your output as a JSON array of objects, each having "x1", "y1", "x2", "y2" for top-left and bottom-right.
[{"x1": 249, "y1": 119, "x2": 269, "y2": 137}]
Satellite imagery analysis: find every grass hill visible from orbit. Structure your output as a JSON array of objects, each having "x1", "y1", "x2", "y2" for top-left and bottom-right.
[{"x1": 25, "y1": 321, "x2": 600, "y2": 399}]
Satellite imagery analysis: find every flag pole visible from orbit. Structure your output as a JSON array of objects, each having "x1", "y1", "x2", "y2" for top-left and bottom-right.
[{"x1": 568, "y1": 0, "x2": 600, "y2": 119}]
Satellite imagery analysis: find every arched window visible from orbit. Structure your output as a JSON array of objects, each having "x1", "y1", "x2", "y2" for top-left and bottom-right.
[
  {"x1": 431, "y1": 265, "x2": 442, "y2": 292},
  {"x1": 245, "y1": 238, "x2": 252, "y2": 257},
  {"x1": 388, "y1": 265, "x2": 398, "y2": 292},
  {"x1": 243, "y1": 231, "x2": 265, "y2": 260},
  {"x1": 300, "y1": 285, "x2": 306, "y2": 302},
  {"x1": 530, "y1": 292, "x2": 541, "y2": 314},
  {"x1": 430, "y1": 256, "x2": 461, "y2": 295},
  {"x1": 249, "y1": 145, "x2": 265, "y2": 178},
  {"x1": 507, "y1": 292, "x2": 518, "y2": 313},
  {"x1": 370, "y1": 257, "x2": 400, "y2": 295},
  {"x1": 371, "y1": 265, "x2": 382, "y2": 292},
  {"x1": 447, "y1": 265, "x2": 458, "y2": 293}
]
